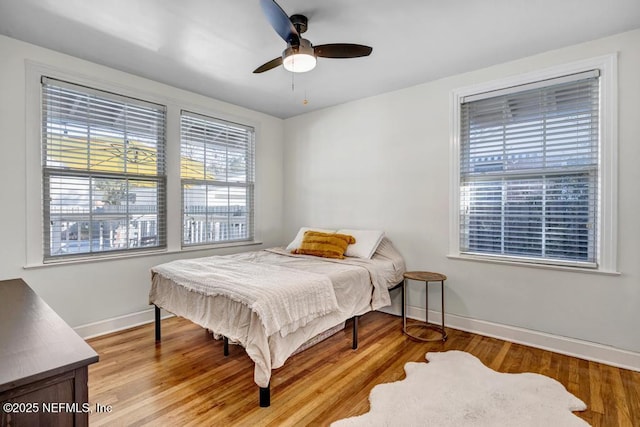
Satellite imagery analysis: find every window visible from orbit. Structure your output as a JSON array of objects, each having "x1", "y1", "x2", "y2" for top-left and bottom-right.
[
  {"x1": 180, "y1": 111, "x2": 255, "y2": 246},
  {"x1": 451, "y1": 61, "x2": 617, "y2": 269},
  {"x1": 42, "y1": 77, "x2": 167, "y2": 260}
]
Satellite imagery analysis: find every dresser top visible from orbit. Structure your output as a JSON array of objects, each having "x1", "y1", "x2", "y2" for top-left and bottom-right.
[{"x1": 0, "y1": 278, "x2": 99, "y2": 392}]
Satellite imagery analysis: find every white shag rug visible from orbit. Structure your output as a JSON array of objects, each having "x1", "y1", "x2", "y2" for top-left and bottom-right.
[{"x1": 332, "y1": 350, "x2": 589, "y2": 427}]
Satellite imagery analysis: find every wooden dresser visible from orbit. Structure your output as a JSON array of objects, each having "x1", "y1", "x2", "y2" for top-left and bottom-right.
[{"x1": 0, "y1": 279, "x2": 99, "y2": 427}]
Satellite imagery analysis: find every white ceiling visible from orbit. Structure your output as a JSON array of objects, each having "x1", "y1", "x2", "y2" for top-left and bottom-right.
[{"x1": 1, "y1": 0, "x2": 639, "y2": 119}]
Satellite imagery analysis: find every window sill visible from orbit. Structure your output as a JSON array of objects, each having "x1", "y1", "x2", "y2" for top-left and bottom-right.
[
  {"x1": 447, "y1": 253, "x2": 621, "y2": 276},
  {"x1": 23, "y1": 240, "x2": 264, "y2": 269}
]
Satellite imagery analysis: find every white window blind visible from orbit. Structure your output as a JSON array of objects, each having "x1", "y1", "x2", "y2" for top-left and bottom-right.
[
  {"x1": 180, "y1": 111, "x2": 255, "y2": 246},
  {"x1": 42, "y1": 77, "x2": 167, "y2": 260},
  {"x1": 459, "y1": 71, "x2": 600, "y2": 266}
]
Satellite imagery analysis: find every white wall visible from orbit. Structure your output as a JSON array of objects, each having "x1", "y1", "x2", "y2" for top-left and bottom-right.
[
  {"x1": 283, "y1": 30, "x2": 640, "y2": 357},
  {"x1": 0, "y1": 35, "x2": 285, "y2": 330}
]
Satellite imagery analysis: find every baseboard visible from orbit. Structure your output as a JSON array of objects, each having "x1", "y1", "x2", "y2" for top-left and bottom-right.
[
  {"x1": 74, "y1": 307, "x2": 174, "y2": 340},
  {"x1": 76, "y1": 304, "x2": 640, "y2": 373},
  {"x1": 404, "y1": 305, "x2": 640, "y2": 373}
]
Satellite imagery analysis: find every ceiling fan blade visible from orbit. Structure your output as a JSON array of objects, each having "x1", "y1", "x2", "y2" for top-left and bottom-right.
[
  {"x1": 314, "y1": 44, "x2": 373, "y2": 59},
  {"x1": 259, "y1": 0, "x2": 300, "y2": 45},
  {"x1": 253, "y1": 56, "x2": 284, "y2": 73}
]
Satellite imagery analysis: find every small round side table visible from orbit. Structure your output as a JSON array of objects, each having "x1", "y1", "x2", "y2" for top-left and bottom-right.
[{"x1": 403, "y1": 271, "x2": 448, "y2": 342}]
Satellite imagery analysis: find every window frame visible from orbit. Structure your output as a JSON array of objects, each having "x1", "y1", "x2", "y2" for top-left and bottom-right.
[
  {"x1": 179, "y1": 110, "x2": 256, "y2": 247},
  {"x1": 449, "y1": 55, "x2": 618, "y2": 273},
  {"x1": 40, "y1": 77, "x2": 168, "y2": 262}
]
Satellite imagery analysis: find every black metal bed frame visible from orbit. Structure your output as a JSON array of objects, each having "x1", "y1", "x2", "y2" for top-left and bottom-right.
[
  {"x1": 153, "y1": 281, "x2": 403, "y2": 408},
  {"x1": 154, "y1": 305, "x2": 359, "y2": 407}
]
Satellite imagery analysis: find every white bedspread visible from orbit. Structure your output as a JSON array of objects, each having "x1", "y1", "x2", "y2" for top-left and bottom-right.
[{"x1": 151, "y1": 253, "x2": 339, "y2": 337}]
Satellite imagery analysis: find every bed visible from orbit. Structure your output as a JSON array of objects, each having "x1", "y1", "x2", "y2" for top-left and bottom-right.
[{"x1": 149, "y1": 231, "x2": 405, "y2": 407}]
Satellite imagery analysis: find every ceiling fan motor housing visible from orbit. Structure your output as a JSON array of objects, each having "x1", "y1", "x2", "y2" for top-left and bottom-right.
[
  {"x1": 282, "y1": 38, "x2": 316, "y2": 72},
  {"x1": 283, "y1": 38, "x2": 313, "y2": 57},
  {"x1": 289, "y1": 14, "x2": 308, "y2": 35}
]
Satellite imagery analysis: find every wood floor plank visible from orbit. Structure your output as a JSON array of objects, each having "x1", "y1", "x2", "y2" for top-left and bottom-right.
[
  {"x1": 87, "y1": 312, "x2": 640, "y2": 426},
  {"x1": 621, "y1": 363, "x2": 640, "y2": 427},
  {"x1": 589, "y1": 360, "x2": 606, "y2": 414},
  {"x1": 566, "y1": 356, "x2": 581, "y2": 397},
  {"x1": 601, "y1": 364, "x2": 633, "y2": 427},
  {"x1": 488, "y1": 341, "x2": 512, "y2": 371}
]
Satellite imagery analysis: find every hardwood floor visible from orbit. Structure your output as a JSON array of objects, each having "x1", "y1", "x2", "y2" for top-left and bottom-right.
[{"x1": 87, "y1": 312, "x2": 640, "y2": 426}]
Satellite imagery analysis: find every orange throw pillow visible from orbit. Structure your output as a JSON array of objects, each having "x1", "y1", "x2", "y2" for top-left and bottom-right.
[{"x1": 293, "y1": 231, "x2": 356, "y2": 259}]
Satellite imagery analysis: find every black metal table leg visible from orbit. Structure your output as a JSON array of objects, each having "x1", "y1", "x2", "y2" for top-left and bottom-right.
[
  {"x1": 440, "y1": 279, "x2": 446, "y2": 341},
  {"x1": 401, "y1": 283, "x2": 405, "y2": 319}
]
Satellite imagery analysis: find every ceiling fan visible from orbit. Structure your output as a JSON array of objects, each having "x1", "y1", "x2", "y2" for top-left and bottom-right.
[{"x1": 253, "y1": 0, "x2": 373, "y2": 74}]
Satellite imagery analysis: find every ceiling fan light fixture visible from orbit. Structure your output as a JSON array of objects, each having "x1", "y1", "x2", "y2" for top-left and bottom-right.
[
  {"x1": 253, "y1": 2, "x2": 372, "y2": 74},
  {"x1": 282, "y1": 40, "x2": 316, "y2": 73}
]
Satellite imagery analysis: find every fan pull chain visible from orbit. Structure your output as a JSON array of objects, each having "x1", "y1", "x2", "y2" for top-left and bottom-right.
[{"x1": 289, "y1": 69, "x2": 308, "y2": 105}]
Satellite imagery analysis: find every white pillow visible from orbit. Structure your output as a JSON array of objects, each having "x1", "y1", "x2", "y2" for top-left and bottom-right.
[
  {"x1": 338, "y1": 229, "x2": 385, "y2": 259},
  {"x1": 286, "y1": 227, "x2": 336, "y2": 251}
]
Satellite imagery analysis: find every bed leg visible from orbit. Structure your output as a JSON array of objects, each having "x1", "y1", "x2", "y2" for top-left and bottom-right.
[
  {"x1": 259, "y1": 384, "x2": 270, "y2": 407},
  {"x1": 352, "y1": 316, "x2": 359, "y2": 350},
  {"x1": 223, "y1": 336, "x2": 229, "y2": 356},
  {"x1": 154, "y1": 305, "x2": 161, "y2": 342}
]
